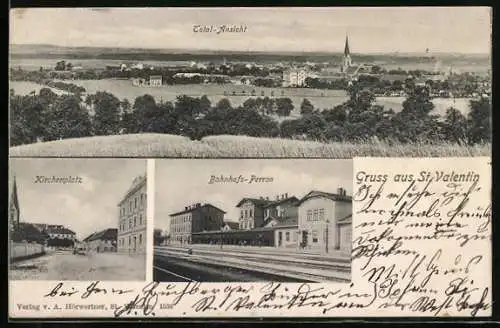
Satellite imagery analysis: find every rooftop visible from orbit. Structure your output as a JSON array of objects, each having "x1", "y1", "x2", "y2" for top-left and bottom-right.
[
  {"x1": 296, "y1": 190, "x2": 352, "y2": 206},
  {"x1": 118, "y1": 174, "x2": 147, "y2": 206},
  {"x1": 170, "y1": 203, "x2": 226, "y2": 217},
  {"x1": 83, "y1": 228, "x2": 117, "y2": 242}
]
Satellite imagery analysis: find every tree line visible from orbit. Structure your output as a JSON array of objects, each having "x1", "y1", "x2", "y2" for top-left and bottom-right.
[{"x1": 9, "y1": 85, "x2": 490, "y2": 147}]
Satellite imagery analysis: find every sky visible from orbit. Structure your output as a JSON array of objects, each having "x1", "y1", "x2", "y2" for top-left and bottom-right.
[
  {"x1": 155, "y1": 159, "x2": 353, "y2": 234},
  {"x1": 9, "y1": 158, "x2": 146, "y2": 240},
  {"x1": 10, "y1": 7, "x2": 491, "y2": 54}
]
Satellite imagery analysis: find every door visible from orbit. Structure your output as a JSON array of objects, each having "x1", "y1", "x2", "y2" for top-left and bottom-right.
[
  {"x1": 133, "y1": 236, "x2": 137, "y2": 252},
  {"x1": 301, "y1": 231, "x2": 308, "y2": 248},
  {"x1": 339, "y1": 225, "x2": 352, "y2": 252},
  {"x1": 278, "y1": 231, "x2": 283, "y2": 246}
]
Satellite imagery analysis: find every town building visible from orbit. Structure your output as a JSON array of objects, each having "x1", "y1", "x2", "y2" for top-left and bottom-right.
[
  {"x1": 149, "y1": 75, "x2": 163, "y2": 87},
  {"x1": 262, "y1": 194, "x2": 300, "y2": 248},
  {"x1": 169, "y1": 203, "x2": 226, "y2": 245},
  {"x1": 296, "y1": 188, "x2": 352, "y2": 253},
  {"x1": 282, "y1": 68, "x2": 310, "y2": 87},
  {"x1": 82, "y1": 228, "x2": 117, "y2": 253},
  {"x1": 132, "y1": 78, "x2": 147, "y2": 86},
  {"x1": 117, "y1": 175, "x2": 147, "y2": 254},
  {"x1": 222, "y1": 221, "x2": 239, "y2": 231},
  {"x1": 44, "y1": 225, "x2": 76, "y2": 241},
  {"x1": 236, "y1": 197, "x2": 272, "y2": 230}
]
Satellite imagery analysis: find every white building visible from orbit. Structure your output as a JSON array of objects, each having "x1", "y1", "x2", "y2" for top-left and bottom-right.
[
  {"x1": 282, "y1": 68, "x2": 310, "y2": 87},
  {"x1": 82, "y1": 228, "x2": 117, "y2": 253},
  {"x1": 149, "y1": 75, "x2": 163, "y2": 87},
  {"x1": 118, "y1": 175, "x2": 147, "y2": 254},
  {"x1": 296, "y1": 188, "x2": 352, "y2": 253}
]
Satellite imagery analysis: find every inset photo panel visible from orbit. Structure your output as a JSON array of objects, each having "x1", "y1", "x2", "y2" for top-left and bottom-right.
[
  {"x1": 154, "y1": 159, "x2": 353, "y2": 283},
  {"x1": 8, "y1": 158, "x2": 152, "y2": 281}
]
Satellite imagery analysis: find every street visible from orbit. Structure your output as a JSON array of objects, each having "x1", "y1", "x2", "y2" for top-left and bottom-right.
[
  {"x1": 10, "y1": 250, "x2": 146, "y2": 281},
  {"x1": 153, "y1": 253, "x2": 311, "y2": 282}
]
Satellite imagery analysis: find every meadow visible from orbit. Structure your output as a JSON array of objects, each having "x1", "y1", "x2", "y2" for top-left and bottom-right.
[
  {"x1": 9, "y1": 133, "x2": 491, "y2": 158},
  {"x1": 9, "y1": 79, "x2": 473, "y2": 116}
]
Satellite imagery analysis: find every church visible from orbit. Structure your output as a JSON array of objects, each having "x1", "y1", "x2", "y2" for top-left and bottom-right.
[{"x1": 339, "y1": 35, "x2": 372, "y2": 78}]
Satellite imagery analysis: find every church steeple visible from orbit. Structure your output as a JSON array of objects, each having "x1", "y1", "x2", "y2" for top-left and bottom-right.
[
  {"x1": 10, "y1": 177, "x2": 20, "y2": 231},
  {"x1": 342, "y1": 35, "x2": 352, "y2": 73},
  {"x1": 344, "y1": 35, "x2": 350, "y2": 56}
]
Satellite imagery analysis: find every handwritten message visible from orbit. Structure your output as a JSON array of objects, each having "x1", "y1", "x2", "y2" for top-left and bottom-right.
[
  {"x1": 352, "y1": 157, "x2": 491, "y2": 317},
  {"x1": 10, "y1": 158, "x2": 491, "y2": 318}
]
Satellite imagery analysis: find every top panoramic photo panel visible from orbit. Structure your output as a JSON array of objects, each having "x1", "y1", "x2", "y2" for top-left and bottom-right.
[{"x1": 9, "y1": 7, "x2": 491, "y2": 158}]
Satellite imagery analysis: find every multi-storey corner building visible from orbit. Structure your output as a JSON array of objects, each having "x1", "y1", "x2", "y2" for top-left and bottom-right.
[
  {"x1": 117, "y1": 174, "x2": 147, "y2": 254},
  {"x1": 169, "y1": 203, "x2": 226, "y2": 244}
]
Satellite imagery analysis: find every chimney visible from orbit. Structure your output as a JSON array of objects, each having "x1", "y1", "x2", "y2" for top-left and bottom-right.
[
  {"x1": 276, "y1": 195, "x2": 280, "y2": 200},
  {"x1": 343, "y1": 189, "x2": 347, "y2": 196},
  {"x1": 197, "y1": 203, "x2": 201, "y2": 207},
  {"x1": 337, "y1": 187, "x2": 343, "y2": 195},
  {"x1": 285, "y1": 193, "x2": 288, "y2": 199},
  {"x1": 266, "y1": 197, "x2": 269, "y2": 201}
]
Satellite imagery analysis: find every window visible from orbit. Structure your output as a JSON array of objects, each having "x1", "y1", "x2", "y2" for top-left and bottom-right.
[
  {"x1": 307, "y1": 210, "x2": 312, "y2": 221},
  {"x1": 135, "y1": 197, "x2": 137, "y2": 209},
  {"x1": 312, "y1": 230, "x2": 318, "y2": 243},
  {"x1": 139, "y1": 214, "x2": 142, "y2": 225},
  {"x1": 139, "y1": 234, "x2": 142, "y2": 245},
  {"x1": 134, "y1": 216, "x2": 137, "y2": 227},
  {"x1": 129, "y1": 219, "x2": 132, "y2": 229},
  {"x1": 249, "y1": 208, "x2": 253, "y2": 217},
  {"x1": 313, "y1": 209, "x2": 319, "y2": 221},
  {"x1": 244, "y1": 209, "x2": 248, "y2": 218},
  {"x1": 286, "y1": 232, "x2": 290, "y2": 242},
  {"x1": 240, "y1": 211, "x2": 243, "y2": 219},
  {"x1": 128, "y1": 236, "x2": 131, "y2": 245},
  {"x1": 319, "y1": 209, "x2": 325, "y2": 221}
]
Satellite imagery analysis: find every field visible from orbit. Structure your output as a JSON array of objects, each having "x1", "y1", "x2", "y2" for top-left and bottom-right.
[
  {"x1": 9, "y1": 81, "x2": 71, "y2": 96},
  {"x1": 9, "y1": 79, "x2": 473, "y2": 116},
  {"x1": 8, "y1": 133, "x2": 491, "y2": 158}
]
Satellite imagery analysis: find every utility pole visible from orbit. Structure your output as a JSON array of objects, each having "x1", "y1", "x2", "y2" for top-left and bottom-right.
[
  {"x1": 220, "y1": 229, "x2": 223, "y2": 250},
  {"x1": 325, "y1": 220, "x2": 329, "y2": 254}
]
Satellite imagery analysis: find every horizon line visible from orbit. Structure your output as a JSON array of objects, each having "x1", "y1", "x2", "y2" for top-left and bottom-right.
[{"x1": 10, "y1": 43, "x2": 491, "y2": 56}]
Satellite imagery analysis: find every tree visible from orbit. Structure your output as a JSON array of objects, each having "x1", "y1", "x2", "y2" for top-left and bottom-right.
[
  {"x1": 275, "y1": 98, "x2": 294, "y2": 117},
  {"x1": 401, "y1": 86, "x2": 434, "y2": 117},
  {"x1": 55, "y1": 60, "x2": 66, "y2": 71},
  {"x1": 90, "y1": 92, "x2": 121, "y2": 136},
  {"x1": 44, "y1": 95, "x2": 92, "y2": 140},
  {"x1": 467, "y1": 97, "x2": 491, "y2": 144},
  {"x1": 441, "y1": 107, "x2": 467, "y2": 143},
  {"x1": 300, "y1": 98, "x2": 314, "y2": 115},
  {"x1": 371, "y1": 65, "x2": 383, "y2": 74}
]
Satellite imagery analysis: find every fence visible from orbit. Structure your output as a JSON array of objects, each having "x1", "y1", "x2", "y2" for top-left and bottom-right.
[{"x1": 10, "y1": 242, "x2": 45, "y2": 261}]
